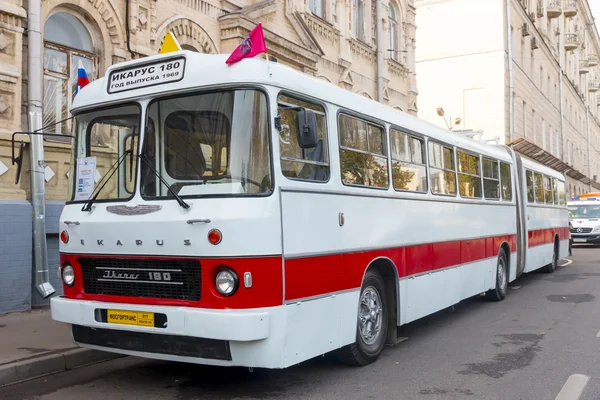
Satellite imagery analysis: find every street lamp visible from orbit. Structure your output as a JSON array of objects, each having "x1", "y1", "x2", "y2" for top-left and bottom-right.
[{"x1": 436, "y1": 107, "x2": 461, "y2": 131}]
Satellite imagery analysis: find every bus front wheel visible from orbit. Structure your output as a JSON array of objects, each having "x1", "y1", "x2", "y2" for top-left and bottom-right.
[{"x1": 337, "y1": 269, "x2": 388, "y2": 366}]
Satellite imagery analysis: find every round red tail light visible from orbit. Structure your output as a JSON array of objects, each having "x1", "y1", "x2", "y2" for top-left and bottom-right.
[
  {"x1": 60, "y1": 230, "x2": 69, "y2": 244},
  {"x1": 208, "y1": 229, "x2": 222, "y2": 245}
]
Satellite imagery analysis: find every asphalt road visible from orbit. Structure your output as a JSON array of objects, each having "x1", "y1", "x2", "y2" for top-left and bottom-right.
[{"x1": 3, "y1": 246, "x2": 600, "y2": 400}]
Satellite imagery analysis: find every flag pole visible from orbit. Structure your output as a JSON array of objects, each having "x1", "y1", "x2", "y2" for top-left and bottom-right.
[{"x1": 264, "y1": 51, "x2": 272, "y2": 77}]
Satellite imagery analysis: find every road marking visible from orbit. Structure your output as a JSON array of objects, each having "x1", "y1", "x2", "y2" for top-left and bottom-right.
[
  {"x1": 596, "y1": 329, "x2": 600, "y2": 338},
  {"x1": 559, "y1": 259, "x2": 573, "y2": 267},
  {"x1": 555, "y1": 374, "x2": 589, "y2": 400}
]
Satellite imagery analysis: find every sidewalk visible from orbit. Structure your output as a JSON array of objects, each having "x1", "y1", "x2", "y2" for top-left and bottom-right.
[{"x1": 0, "y1": 307, "x2": 123, "y2": 387}]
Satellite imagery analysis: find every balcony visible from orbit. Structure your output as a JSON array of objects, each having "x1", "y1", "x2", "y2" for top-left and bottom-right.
[
  {"x1": 580, "y1": 59, "x2": 590, "y2": 74},
  {"x1": 589, "y1": 54, "x2": 599, "y2": 67},
  {"x1": 547, "y1": 0, "x2": 561, "y2": 18},
  {"x1": 589, "y1": 80, "x2": 600, "y2": 92},
  {"x1": 564, "y1": 33, "x2": 579, "y2": 51},
  {"x1": 563, "y1": 0, "x2": 577, "y2": 17}
]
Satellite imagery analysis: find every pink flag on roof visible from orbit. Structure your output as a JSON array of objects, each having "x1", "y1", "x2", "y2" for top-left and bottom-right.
[{"x1": 225, "y1": 23, "x2": 267, "y2": 65}]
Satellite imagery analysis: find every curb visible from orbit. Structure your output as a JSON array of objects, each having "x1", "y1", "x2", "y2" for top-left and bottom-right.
[{"x1": 0, "y1": 348, "x2": 125, "y2": 387}]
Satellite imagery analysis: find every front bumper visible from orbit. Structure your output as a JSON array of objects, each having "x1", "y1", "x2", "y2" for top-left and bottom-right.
[
  {"x1": 51, "y1": 296, "x2": 270, "y2": 341},
  {"x1": 571, "y1": 235, "x2": 600, "y2": 244}
]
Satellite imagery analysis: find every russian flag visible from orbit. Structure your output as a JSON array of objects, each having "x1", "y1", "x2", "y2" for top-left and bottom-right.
[{"x1": 75, "y1": 60, "x2": 90, "y2": 95}]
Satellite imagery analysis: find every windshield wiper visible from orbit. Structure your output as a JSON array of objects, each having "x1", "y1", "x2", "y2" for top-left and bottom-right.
[
  {"x1": 82, "y1": 150, "x2": 130, "y2": 212},
  {"x1": 138, "y1": 153, "x2": 190, "y2": 209}
]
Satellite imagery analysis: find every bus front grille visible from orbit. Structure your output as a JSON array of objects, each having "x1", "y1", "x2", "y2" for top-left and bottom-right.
[{"x1": 79, "y1": 257, "x2": 201, "y2": 301}]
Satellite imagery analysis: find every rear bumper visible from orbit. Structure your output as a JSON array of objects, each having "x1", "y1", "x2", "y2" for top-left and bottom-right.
[{"x1": 51, "y1": 296, "x2": 270, "y2": 341}]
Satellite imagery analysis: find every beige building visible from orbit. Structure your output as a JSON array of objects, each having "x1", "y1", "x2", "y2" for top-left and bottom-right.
[
  {"x1": 416, "y1": 0, "x2": 600, "y2": 197},
  {"x1": 0, "y1": 0, "x2": 418, "y2": 201}
]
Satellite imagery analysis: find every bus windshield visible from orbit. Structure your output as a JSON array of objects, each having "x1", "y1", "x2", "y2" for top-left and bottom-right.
[
  {"x1": 68, "y1": 104, "x2": 141, "y2": 203},
  {"x1": 568, "y1": 204, "x2": 600, "y2": 218},
  {"x1": 141, "y1": 89, "x2": 272, "y2": 198}
]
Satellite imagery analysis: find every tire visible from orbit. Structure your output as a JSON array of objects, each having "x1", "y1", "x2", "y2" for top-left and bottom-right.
[
  {"x1": 486, "y1": 249, "x2": 508, "y2": 302},
  {"x1": 542, "y1": 240, "x2": 559, "y2": 273},
  {"x1": 337, "y1": 269, "x2": 388, "y2": 366}
]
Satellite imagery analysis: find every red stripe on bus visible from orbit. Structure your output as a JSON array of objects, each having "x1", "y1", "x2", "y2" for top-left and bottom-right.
[
  {"x1": 60, "y1": 227, "x2": 567, "y2": 308},
  {"x1": 284, "y1": 234, "x2": 518, "y2": 301},
  {"x1": 60, "y1": 253, "x2": 283, "y2": 310},
  {"x1": 528, "y1": 227, "x2": 569, "y2": 247}
]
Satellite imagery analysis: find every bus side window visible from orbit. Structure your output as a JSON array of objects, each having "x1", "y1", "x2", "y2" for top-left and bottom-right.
[
  {"x1": 526, "y1": 170, "x2": 534, "y2": 203},
  {"x1": 534, "y1": 172, "x2": 544, "y2": 203},
  {"x1": 389, "y1": 129, "x2": 427, "y2": 193},
  {"x1": 558, "y1": 180, "x2": 567, "y2": 206},
  {"x1": 338, "y1": 114, "x2": 388, "y2": 189},
  {"x1": 457, "y1": 150, "x2": 482, "y2": 198},
  {"x1": 500, "y1": 162, "x2": 512, "y2": 201},
  {"x1": 482, "y1": 158, "x2": 500, "y2": 200},
  {"x1": 428, "y1": 142, "x2": 457, "y2": 196},
  {"x1": 543, "y1": 175, "x2": 553, "y2": 204},
  {"x1": 277, "y1": 94, "x2": 329, "y2": 182},
  {"x1": 551, "y1": 178, "x2": 559, "y2": 205}
]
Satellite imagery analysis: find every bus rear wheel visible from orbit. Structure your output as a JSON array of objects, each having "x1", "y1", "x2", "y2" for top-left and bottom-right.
[
  {"x1": 337, "y1": 269, "x2": 388, "y2": 366},
  {"x1": 486, "y1": 249, "x2": 508, "y2": 302},
  {"x1": 542, "y1": 240, "x2": 559, "y2": 273}
]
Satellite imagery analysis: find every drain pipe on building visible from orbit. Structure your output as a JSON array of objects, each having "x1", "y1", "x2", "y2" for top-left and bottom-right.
[
  {"x1": 558, "y1": 16, "x2": 566, "y2": 163},
  {"x1": 376, "y1": 0, "x2": 384, "y2": 103},
  {"x1": 506, "y1": 0, "x2": 514, "y2": 143},
  {"x1": 27, "y1": 0, "x2": 56, "y2": 299}
]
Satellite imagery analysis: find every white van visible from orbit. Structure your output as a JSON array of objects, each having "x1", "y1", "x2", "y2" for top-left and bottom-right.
[{"x1": 568, "y1": 197, "x2": 600, "y2": 245}]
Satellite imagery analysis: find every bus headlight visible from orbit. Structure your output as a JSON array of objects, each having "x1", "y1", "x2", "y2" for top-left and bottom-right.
[
  {"x1": 594, "y1": 226, "x2": 600, "y2": 233},
  {"x1": 62, "y1": 263, "x2": 75, "y2": 286},
  {"x1": 215, "y1": 268, "x2": 238, "y2": 296}
]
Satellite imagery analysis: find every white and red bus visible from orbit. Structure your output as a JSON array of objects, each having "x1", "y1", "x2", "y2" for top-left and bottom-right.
[{"x1": 46, "y1": 51, "x2": 569, "y2": 368}]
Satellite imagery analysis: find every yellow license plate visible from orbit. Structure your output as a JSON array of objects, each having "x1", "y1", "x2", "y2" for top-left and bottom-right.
[{"x1": 107, "y1": 309, "x2": 154, "y2": 327}]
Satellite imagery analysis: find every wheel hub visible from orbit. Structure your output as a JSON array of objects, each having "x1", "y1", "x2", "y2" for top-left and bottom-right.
[{"x1": 359, "y1": 287, "x2": 383, "y2": 345}]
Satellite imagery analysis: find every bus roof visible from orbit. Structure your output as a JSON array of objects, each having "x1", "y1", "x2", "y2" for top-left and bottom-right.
[
  {"x1": 520, "y1": 156, "x2": 566, "y2": 181},
  {"x1": 73, "y1": 51, "x2": 529, "y2": 165}
]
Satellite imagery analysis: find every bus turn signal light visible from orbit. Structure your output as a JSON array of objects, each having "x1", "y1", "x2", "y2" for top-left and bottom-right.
[
  {"x1": 208, "y1": 229, "x2": 222, "y2": 245},
  {"x1": 60, "y1": 230, "x2": 69, "y2": 244}
]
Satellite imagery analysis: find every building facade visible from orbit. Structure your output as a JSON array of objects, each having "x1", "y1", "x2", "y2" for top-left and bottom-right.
[
  {"x1": 0, "y1": 0, "x2": 417, "y2": 313},
  {"x1": 0, "y1": 0, "x2": 418, "y2": 201},
  {"x1": 415, "y1": 0, "x2": 600, "y2": 198}
]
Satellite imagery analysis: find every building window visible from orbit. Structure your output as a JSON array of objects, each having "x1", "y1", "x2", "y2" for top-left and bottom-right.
[
  {"x1": 523, "y1": 101, "x2": 527, "y2": 139},
  {"x1": 278, "y1": 94, "x2": 329, "y2": 182},
  {"x1": 388, "y1": 3, "x2": 400, "y2": 61},
  {"x1": 352, "y1": 0, "x2": 366, "y2": 41},
  {"x1": 389, "y1": 129, "x2": 427, "y2": 192},
  {"x1": 309, "y1": 0, "x2": 325, "y2": 19},
  {"x1": 43, "y1": 13, "x2": 95, "y2": 136},
  {"x1": 338, "y1": 114, "x2": 388, "y2": 188}
]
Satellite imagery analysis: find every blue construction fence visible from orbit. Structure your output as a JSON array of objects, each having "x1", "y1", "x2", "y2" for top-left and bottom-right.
[{"x1": 0, "y1": 200, "x2": 65, "y2": 314}]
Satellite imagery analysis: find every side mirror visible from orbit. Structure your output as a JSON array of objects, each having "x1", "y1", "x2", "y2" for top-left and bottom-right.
[
  {"x1": 13, "y1": 140, "x2": 24, "y2": 185},
  {"x1": 295, "y1": 109, "x2": 319, "y2": 149}
]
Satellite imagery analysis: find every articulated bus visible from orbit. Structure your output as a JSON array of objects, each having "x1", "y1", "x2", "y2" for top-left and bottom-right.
[{"x1": 48, "y1": 51, "x2": 569, "y2": 368}]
